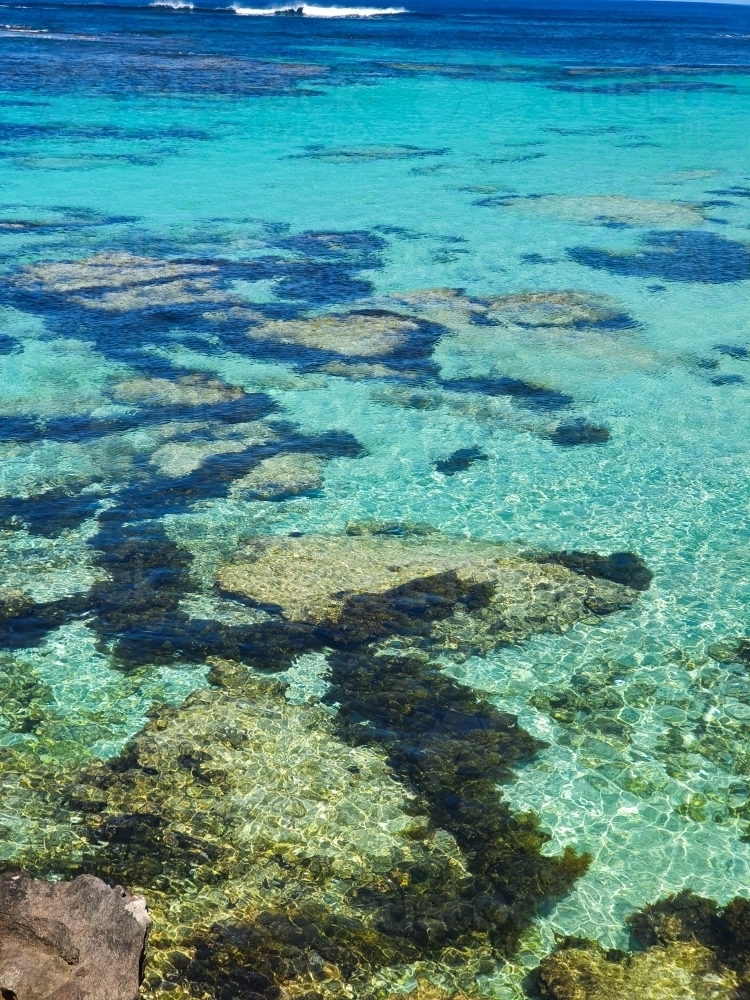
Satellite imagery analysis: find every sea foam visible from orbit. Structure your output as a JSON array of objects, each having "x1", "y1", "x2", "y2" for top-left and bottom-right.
[{"x1": 231, "y1": 4, "x2": 406, "y2": 16}]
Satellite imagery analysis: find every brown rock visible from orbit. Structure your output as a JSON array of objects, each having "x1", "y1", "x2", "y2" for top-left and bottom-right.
[{"x1": 0, "y1": 872, "x2": 151, "y2": 1000}]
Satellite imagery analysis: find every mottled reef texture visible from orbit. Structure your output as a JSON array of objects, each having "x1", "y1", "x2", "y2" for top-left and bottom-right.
[{"x1": 0, "y1": 525, "x2": 651, "y2": 1000}]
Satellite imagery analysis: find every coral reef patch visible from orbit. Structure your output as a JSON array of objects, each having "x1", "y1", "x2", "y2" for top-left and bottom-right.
[
  {"x1": 434, "y1": 447, "x2": 488, "y2": 475},
  {"x1": 547, "y1": 420, "x2": 610, "y2": 446},
  {"x1": 245, "y1": 308, "x2": 442, "y2": 363}
]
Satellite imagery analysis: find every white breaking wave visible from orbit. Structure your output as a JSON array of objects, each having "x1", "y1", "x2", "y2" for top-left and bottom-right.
[
  {"x1": 150, "y1": 1, "x2": 195, "y2": 8},
  {"x1": 231, "y1": 4, "x2": 406, "y2": 17}
]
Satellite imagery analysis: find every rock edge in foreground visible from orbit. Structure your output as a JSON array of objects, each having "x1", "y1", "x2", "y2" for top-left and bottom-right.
[{"x1": 0, "y1": 871, "x2": 150, "y2": 1000}]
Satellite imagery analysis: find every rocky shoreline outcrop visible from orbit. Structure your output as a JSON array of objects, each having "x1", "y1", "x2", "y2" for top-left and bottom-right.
[{"x1": 0, "y1": 872, "x2": 150, "y2": 1000}]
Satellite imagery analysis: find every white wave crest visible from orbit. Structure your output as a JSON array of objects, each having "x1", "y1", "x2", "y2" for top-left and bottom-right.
[
  {"x1": 151, "y1": 1, "x2": 195, "y2": 8},
  {"x1": 231, "y1": 4, "x2": 406, "y2": 17}
]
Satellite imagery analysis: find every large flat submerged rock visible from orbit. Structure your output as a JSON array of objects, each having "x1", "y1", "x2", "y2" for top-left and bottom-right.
[{"x1": 0, "y1": 873, "x2": 150, "y2": 1000}]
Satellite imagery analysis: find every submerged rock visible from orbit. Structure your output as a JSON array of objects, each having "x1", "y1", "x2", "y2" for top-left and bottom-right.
[
  {"x1": 229, "y1": 451, "x2": 324, "y2": 500},
  {"x1": 246, "y1": 308, "x2": 424, "y2": 358},
  {"x1": 64, "y1": 664, "x2": 497, "y2": 995},
  {"x1": 707, "y1": 636, "x2": 750, "y2": 666},
  {"x1": 0, "y1": 588, "x2": 35, "y2": 625},
  {"x1": 537, "y1": 936, "x2": 738, "y2": 999},
  {"x1": 541, "y1": 550, "x2": 653, "y2": 591},
  {"x1": 434, "y1": 446, "x2": 488, "y2": 475},
  {"x1": 483, "y1": 193, "x2": 705, "y2": 227},
  {"x1": 298, "y1": 144, "x2": 448, "y2": 162},
  {"x1": 215, "y1": 531, "x2": 644, "y2": 656},
  {"x1": 58, "y1": 655, "x2": 588, "y2": 996},
  {"x1": 16, "y1": 252, "x2": 228, "y2": 311},
  {"x1": 569, "y1": 231, "x2": 750, "y2": 284},
  {"x1": 0, "y1": 872, "x2": 151, "y2": 1000},
  {"x1": 548, "y1": 419, "x2": 611, "y2": 446},
  {"x1": 110, "y1": 374, "x2": 245, "y2": 408},
  {"x1": 483, "y1": 290, "x2": 634, "y2": 331},
  {"x1": 149, "y1": 421, "x2": 279, "y2": 477}
]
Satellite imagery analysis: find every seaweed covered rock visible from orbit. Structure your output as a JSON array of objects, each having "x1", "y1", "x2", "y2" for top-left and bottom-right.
[
  {"x1": 536, "y1": 936, "x2": 738, "y2": 999},
  {"x1": 707, "y1": 636, "x2": 750, "y2": 667},
  {"x1": 215, "y1": 531, "x2": 644, "y2": 656},
  {"x1": 0, "y1": 871, "x2": 151, "y2": 1000},
  {"x1": 629, "y1": 890, "x2": 750, "y2": 977},
  {"x1": 62, "y1": 663, "x2": 501, "y2": 995},
  {"x1": 0, "y1": 588, "x2": 34, "y2": 625},
  {"x1": 325, "y1": 650, "x2": 591, "y2": 955},
  {"x1": 61, "y1": 654, "x2": 588, "y2": 996},
  {"x1": 541, "y1": 550, "x2": 653, "y2": 592},
  {"x1": 536, "y1": 890, "x2": 750, "y2": 999}
]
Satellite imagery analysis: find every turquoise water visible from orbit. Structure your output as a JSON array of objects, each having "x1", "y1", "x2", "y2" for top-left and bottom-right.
[{"x1": 2, "y1": 1, "x2": 750, "y2": 995}]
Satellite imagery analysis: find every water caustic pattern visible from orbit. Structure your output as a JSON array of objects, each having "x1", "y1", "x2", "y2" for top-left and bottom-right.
[{"x1": 1, "y1": 0, "x2": 750, "y2": 996}]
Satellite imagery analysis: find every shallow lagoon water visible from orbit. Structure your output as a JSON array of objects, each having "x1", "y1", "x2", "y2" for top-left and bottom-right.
[{"x1": 2, "y1": 0, "x2": 750, "y2": 996}]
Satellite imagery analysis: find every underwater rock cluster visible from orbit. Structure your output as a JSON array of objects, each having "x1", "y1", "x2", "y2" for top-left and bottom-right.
[
  {"x1": 55, "y1": 651, "x2": 588, "y2": 998},
  {"x1": 0, "y1": 519, "x2": 651, "y2": 998},
  {"x1": 479, "y1": 193, "x2": 706, "y2": 228},
  {"x1": 16, "y1": 252, "x2": 230, "y2": 312},
  {"x1": 536, "y1": 890, "x2": 750, "y2": 999},
  {"x1": 245, "y1": 307, "x2": 440, "y2": 364},
  {"x1": 215, "y1": 529, "x2": 643, "y2": 657}
]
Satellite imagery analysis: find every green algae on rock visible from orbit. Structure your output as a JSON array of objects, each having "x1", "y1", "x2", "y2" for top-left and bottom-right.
[
  {"x1": 0, "y1": 588, "x2": 35, "y2": 626},
  {"x1": 536, "y1": 936, "x2": 739, "y2": 999},
  {"x1": 215, "y1": 531, "x2": 643, "y2": 657},
  {"x1": 707, "y1": 637, "x2": 750, "y2": 667},
  {"x1": 536, "y1": 890, "x2": 750, "y2": 999}
]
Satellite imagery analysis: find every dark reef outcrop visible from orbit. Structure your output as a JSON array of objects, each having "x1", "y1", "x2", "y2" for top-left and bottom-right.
[{"x1": 540, "y1": 550, "x2": 653, "y2": 592}]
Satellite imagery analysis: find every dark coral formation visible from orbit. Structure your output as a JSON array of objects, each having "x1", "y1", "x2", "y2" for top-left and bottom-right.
[
  {"x1": 441, "y1": 376, "x2": 573, "y2": 413},
  {"x1": 325, "y1": 651, "x2": 591, "y2": 955}
]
